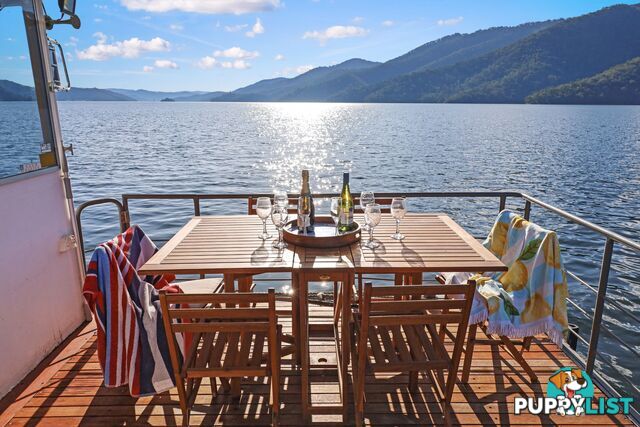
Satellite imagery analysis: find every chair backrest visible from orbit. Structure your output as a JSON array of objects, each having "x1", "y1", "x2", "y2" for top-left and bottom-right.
[
  {"x1": 161, "y1": 289, "x2": 276, "y2": 334},
  {"x1": 159, "y1": 289, "x2": 278, "y2": 376},
  {"x1": 359, "y1": 283, "x2": 475, "y2": 329}
]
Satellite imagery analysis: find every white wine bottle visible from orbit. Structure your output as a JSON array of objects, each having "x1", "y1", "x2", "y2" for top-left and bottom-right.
[
  {"x1": 338, "y1": 172, "x2": 356, "y2": 232},
  {"x1": 297, "y1": 169, "x2": 315, "y2": 233}
]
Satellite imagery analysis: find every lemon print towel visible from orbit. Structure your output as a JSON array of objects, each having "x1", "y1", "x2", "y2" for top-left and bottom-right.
[{"x1": 449, "y1": 210, "x2": 569, "y2": 346}]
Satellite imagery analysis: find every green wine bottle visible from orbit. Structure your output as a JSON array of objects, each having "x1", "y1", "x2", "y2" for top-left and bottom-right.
[{"x1": 338, "y1": 172, "x2": 356, "y2": 232}]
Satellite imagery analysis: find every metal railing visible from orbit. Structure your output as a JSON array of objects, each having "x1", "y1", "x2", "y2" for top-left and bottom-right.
[{"x1": 75, "y1": 190, "x2": 640, "y2": 424}]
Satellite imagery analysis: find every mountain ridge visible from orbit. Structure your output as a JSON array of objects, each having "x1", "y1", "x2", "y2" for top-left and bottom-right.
[{"x1": 3, "y1": 4, "x2": 639, "y2": 105}]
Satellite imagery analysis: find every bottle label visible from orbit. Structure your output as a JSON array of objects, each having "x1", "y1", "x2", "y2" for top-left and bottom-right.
[{"x1": 340, "y1": 211, "x2": 353, "y2": 225}]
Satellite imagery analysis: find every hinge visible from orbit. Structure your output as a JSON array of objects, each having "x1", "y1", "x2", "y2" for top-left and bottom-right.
[{"x1": 62, "y1": 175, "x2": 73, "y2": 199}]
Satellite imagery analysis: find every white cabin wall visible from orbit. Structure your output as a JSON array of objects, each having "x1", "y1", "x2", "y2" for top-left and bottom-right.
[{"x1": 0, "y1": 169, "x2": 85, "y2": 398}]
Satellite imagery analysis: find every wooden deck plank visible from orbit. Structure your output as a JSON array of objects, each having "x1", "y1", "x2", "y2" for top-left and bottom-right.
[{"x1": 1, "y1": 305, "x2": 633, "y2": 427}]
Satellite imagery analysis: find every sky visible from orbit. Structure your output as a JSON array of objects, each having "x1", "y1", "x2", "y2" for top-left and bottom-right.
[{"x1": 1, "y1": 0, "x2": 638, "y2": 92}]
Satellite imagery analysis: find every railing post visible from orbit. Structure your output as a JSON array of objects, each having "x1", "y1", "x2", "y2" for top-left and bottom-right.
[
  {"x1": 499, "y1": 195, "x2": 506, "y2": 212},
  {"x1": 193, "y1": 197, "x2": 201, "y2": 216},
  {"x1": 586, "y1": 238, "x2": 614, "y2": 374},
  {"x1": 523, "y1": 200, "x2": 531, "y2": 220},
  {"x1": 121, "y1": 196, "x2": 131, "y2": 230}
]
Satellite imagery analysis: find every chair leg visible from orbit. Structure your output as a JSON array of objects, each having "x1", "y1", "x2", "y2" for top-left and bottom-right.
[
  {"x1": 461, "y1": 323, "x2": 477, "y2": 383},
  {"x1": 409, "y1": 371, "x2": 419, "y2": 393},
  {"x1": 270, "y1": 327, "x2": 282, "y2": 426},
  {"x1": 354, "y1": 326, "x2": 368, "y2": 427},
  {"x1": 499, "y1": 335, "x2": 538, "y2": 383}
]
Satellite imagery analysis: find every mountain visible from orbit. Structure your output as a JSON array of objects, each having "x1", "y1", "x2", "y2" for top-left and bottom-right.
[
  {"x1": 215, "y1": 58, "x2": 381, "y2": 101},
  {"x1": 172, "y1": 91, "x2": 226, "y2": 102},
  {"x1": 0, "y1": 80, "x2": 134, "y2": 101},
  {"x1": 217, "y1": 22, "x2": 554, "y2": 102},
  {"x1": 56, "y1": 88, "x2": 134, "y2": 101},
  {"x1": 526, "y1": 57, "x2": 640, "y2": 105},
  {"x1": 357, "y1": 3, "x2": 640, "y2": 103},
  {"x1": 108, "y1": 88, "x2": 207, "y2": 101},
  {"x1": 0, "y1": 79, "x2": 35, "y2": 101}
]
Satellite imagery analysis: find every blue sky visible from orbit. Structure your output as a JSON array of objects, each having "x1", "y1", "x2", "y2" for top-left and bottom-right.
[{"x1": 1, "y1": 0, "x2": 637, "y2": 92}]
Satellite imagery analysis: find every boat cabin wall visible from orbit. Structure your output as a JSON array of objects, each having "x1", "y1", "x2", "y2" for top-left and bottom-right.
[{"x1": 0, "y1": 169, "x2": 86, "y2": 398}]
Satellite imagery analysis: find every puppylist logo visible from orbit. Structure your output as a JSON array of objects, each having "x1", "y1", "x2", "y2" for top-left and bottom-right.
[{"x1": 514, "y1": 367, "x2": 633, "y2": 416}]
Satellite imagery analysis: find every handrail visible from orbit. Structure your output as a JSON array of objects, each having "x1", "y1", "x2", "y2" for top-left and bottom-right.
[
  {"x1": 74, "y1": 190, "x2": 640, "y2": 422},
  {"x1": 521, "y1": 193, "x2": 640, "y2": 251},
  {"x1": 75, "y1": 197, "x2": 126, "y2": 268}
]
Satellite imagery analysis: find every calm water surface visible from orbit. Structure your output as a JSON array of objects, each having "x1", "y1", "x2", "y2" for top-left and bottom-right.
[{"x1": 55, "y1": 102, "x2": 639, "y2": 403}]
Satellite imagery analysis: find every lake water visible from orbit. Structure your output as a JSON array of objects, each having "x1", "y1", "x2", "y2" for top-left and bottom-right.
[{"x1": 43, "y1": 101, "x2": 640, "y2": 405}]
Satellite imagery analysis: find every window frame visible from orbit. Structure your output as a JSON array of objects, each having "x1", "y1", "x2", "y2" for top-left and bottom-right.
[{"x1": 0, "y1": 0, "x2": 64, "y2": 185}]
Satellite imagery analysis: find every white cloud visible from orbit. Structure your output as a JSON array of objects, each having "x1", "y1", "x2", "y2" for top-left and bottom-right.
[
  {"x1": 120, "y1": 0, "x2": 280, "y2": 14},
  {"x1": 94, "y1": 18, "x2": 103, "y2": 23},
  {"x1": 381, "y1": 20, "x2": 394, "y2": 27},
  {"x1": 214, "y1": 46, "x2": 259, "y2": 59},
  {"x1": 94, "y1": 3, "x2": 108, "y2": 9},
  {"x1": 169, "y1": 23, "x2": 183, "y2": 31},
  {"x1": 197, "y1": 55, "x2": 217, "y2": 69},
  {"x1": 352, "y1": 16, "x2": 364, "y2": 24},
  {"x1": 277, "y1": 64, "x2": 315, "y2": 77},
  {"x1": 245, "y1": 18, "x2": 264, "y2": 37},
  {"x1": 274, "y1": 53, "x2": 285, "y2": 61},
  {"x1": 221, "y1": 59, "x2": 250, "y2": 69},
  {"x1": 225, "y1": 23, "x2": 248, "y2": 32},
  {"x1": 154, "y1": 59, "x2": 178, "y2": 68},
  {"x1": 77, "y1": 33, "x2": 170, "y2": 61},
  {"x1": 197, "y1": 47, "x2": 256, "y2": 70},
  {"x1": 437, "y1": 16, "x2": 464, "y2": 26},
  {"x1": 66, "y1": 36, "x2": 79, "y2": 47},
  {"x1": 303, "y1": 25, "x2": 368, "y2": 44},
  {"x1": 143, "y1": 65, "x2": 154, "y2": 72},
  {"x1": 93, "y1": 32, "x2": 108, "y2": 44}
]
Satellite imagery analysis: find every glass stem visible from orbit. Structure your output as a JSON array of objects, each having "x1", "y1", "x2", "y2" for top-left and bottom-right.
[
  {"x1": 369, "y1": 227, "x2": 373, "y2": 242},
  {"x1": 262, "y1": 219, "x2": 267, "y2": 236},
  {"x1": 278, "y1": 227, "x2": 283, "y2": 244},
  {"x1": 395, "y1": 219, "x2": 400, "y2": 235}
]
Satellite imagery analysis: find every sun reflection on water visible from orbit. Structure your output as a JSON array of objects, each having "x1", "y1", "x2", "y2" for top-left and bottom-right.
[{"x1": 253, "y1": 103, "x2": 354, "y2": 198}]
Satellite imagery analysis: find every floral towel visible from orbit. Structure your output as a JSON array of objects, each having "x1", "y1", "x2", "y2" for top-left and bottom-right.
[{"x1": 444, "y1": 210, "x2": 569, "y2": 346}]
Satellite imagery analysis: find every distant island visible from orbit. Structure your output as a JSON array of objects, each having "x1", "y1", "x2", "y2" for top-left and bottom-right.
[
  {"x1": 160, "y1": 98, "x2": 175, "y2": 102},
  {"x1": 2, "y1": 3, "x2": 639, "y2": 105}
]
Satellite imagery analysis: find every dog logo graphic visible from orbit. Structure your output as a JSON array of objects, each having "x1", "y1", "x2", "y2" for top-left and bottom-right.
[{"x1": 547, "y1": 368, "x2": 594, "y2": 416}]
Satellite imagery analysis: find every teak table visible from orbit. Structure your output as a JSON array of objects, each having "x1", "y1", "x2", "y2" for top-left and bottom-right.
[{"x1": 139, "y1": 213, "x2": 507, "y2": 423}]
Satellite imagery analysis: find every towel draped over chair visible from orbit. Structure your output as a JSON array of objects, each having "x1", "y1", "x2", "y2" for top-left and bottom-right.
[
  {"x1": 82, "y1": 225, "x2": 183, "y2": 397},
  {"x1": 444, "y1": 210, "x2": 569, "y2": 346}
]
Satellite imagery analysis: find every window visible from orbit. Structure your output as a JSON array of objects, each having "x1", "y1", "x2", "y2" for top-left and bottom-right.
[{"x1": 0, "y1": 5, "x2": 56, "y2": 180}]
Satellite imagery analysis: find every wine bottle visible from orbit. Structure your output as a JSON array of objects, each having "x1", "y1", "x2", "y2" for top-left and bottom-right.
[
  {"x1": 297, "y1": 169, "x2": 315, "y2": 233},
  {"x1": 338, "y1": 172, "x2": 355, "y2": 232}
]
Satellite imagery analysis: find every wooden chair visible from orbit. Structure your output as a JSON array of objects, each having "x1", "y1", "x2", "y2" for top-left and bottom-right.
[
  {"x1": 435, "y1": 281, "x2": 538, "y2": 383},
  {"x1": 159, "y1": 289, "x2": 282, "y2": 426},
  {"x1": 351, "y1": 282, "x2": 475, "y2": 426}
]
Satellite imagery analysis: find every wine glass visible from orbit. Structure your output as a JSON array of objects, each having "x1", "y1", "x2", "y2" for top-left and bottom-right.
[
  {"x1": 256, "y1": 197, "x2": 272, "y2": 240},
  {"x1": 390, "y1": 197, "x2": 407, "y2": 240},
  {"x1": 273, "y1": 191, "x2": 289, "y2": 209},
  {"x1": 364, "y1": 203, "x2": 382, "y2": 249},
  {"x1": 298, "y1": 196, "x2": 311, "y2": 235},
  {"x1": 271, "y1": 205, "x2": 289, "y2": 249},
  {"x1": 359, "y1": 191, "x2": 375, "y2": 231},
  {"x1": 330, "y1": 197, "x2": 342, "y2": 233}
]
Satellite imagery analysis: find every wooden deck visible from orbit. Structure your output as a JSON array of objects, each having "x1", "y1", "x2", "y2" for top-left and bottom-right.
[{"x1": 0, "y1": 304, "x2": 633, "y2": 426}]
